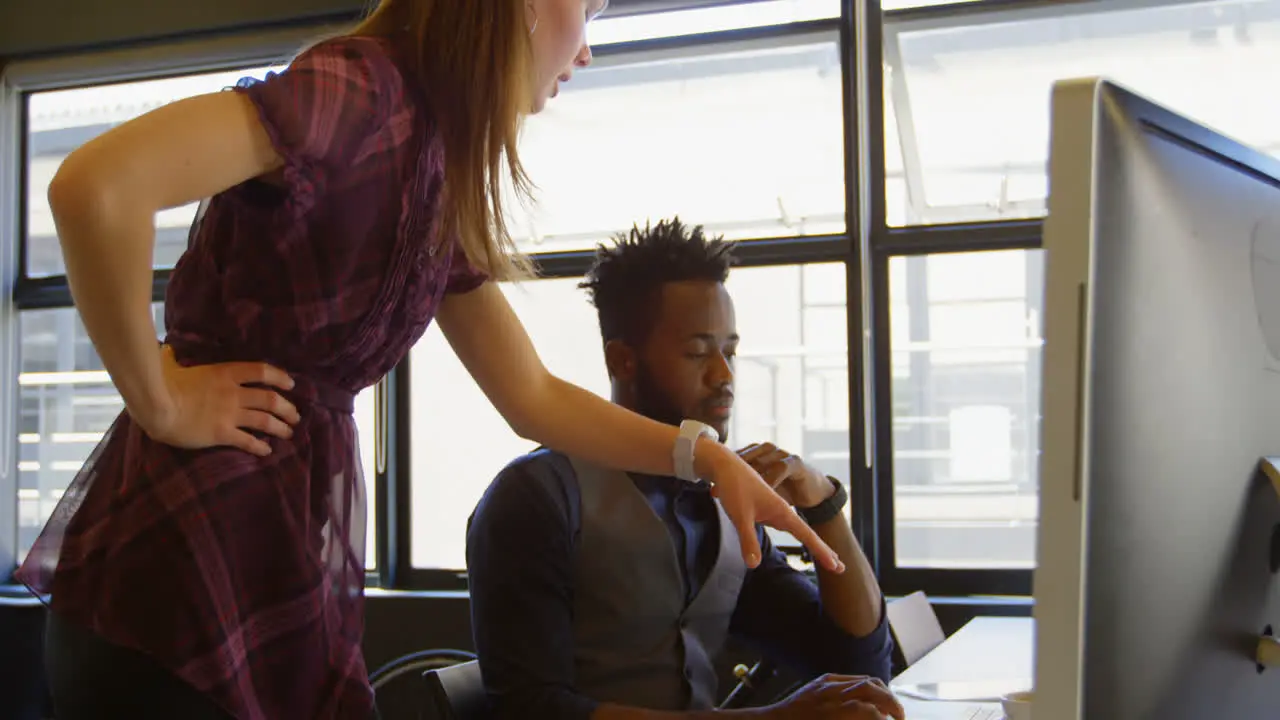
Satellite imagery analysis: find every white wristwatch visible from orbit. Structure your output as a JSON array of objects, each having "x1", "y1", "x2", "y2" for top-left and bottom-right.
[{"x1": 674, "y1": 419, "x2": 718, "y2": 483}]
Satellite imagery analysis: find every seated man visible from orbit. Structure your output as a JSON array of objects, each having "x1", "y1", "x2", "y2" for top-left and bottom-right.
[{"x1": 467, "y1": 218, "x2": 902, "y2": 720}]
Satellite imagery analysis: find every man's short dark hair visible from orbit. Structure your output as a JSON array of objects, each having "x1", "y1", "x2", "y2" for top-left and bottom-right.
[{"x1": 579, "y1": 217, "x2": 736, "y2": 345}]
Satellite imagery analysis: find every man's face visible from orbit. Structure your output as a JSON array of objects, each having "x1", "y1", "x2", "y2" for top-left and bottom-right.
[{"x1": 630, "y1": 280, "x2": 738, "y2": 440}]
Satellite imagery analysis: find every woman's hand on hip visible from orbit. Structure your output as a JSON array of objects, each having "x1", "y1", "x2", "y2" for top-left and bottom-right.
[{"x1": 134, "y1": 345, "x2": 302, "y2": 456}]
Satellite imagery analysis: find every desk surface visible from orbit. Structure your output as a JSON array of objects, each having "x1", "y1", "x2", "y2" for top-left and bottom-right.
[{"x1": 893, "y1": 616, "x2": 1035, "y2": 703}]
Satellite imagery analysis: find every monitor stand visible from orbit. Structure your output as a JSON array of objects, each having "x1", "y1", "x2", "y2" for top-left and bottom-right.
[
  {"x1": 1260, "y1": 457, "x2": 1280, "y2": 500},
  {"x1": 1255, "y1": 458, "x2": 1280, "y2": 670}
]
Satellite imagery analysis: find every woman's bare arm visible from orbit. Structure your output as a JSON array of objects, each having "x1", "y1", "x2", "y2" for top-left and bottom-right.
[
  {"x1": 437, "y1": 283, "x2": 706, "y2": 478},
  {"x1": 49, "y1": 91, "x2": 282, "y2": 428},
  {"x1": 436, "y1": 282, "x2": 842, "y2": 571}
]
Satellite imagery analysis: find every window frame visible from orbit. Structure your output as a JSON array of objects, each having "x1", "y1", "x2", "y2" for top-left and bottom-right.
[
  {"x1": 865, "y1": 0, "x2": 1062, "y2": 598},
  {"x1": 0, "y1": 64, "x2": 21, "y2": 578},
  {"x1": 868, "y1": 0, "x2": 1250, "y2": 595},
  {"x1": 0, "y1": 0, "x2": 1075, "y2": 603},
  {"x1": 868, "y1": 227, "x2": 1042, "y2": 598}
]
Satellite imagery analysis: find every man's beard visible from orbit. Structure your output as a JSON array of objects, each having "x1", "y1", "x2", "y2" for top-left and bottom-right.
[{"x1": 633, "y1": 364, "x2": 685, "y2": 429}]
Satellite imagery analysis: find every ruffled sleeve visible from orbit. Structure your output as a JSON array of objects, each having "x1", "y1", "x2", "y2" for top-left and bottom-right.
[
  {"x1": 445, "y1": 243, "x2": 491, "y2": 295},
  {"x1": 233, "y1": 37, "x2": 393, "y2": 201}
]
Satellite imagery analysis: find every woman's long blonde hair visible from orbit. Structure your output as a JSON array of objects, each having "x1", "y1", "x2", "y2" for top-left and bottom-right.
[{"x1": 353, "y1": 0, "x2": 535, "y2": 280}]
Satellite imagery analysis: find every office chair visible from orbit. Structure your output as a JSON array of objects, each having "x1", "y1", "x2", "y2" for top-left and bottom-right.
[
  {"x1": 370, "y1": 648, "x2": 477, "y2": 692},
  {"x1": 423, "y1": 660, "x2": 488, "y2": 720},
  {"x1": 424, "y1": 658, "x2": 780, "y2": 718},
  {"x1": 886, "y1": 590, "x2": 946, "y2": 671},
  {"x1": 369, "y1": 648, "x2": 476, "y2": 720},
  {"x1": 0, "y1": 589, "x2": 50, "y2": 720}
]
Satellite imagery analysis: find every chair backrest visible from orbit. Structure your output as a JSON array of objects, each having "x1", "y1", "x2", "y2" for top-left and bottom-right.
[
  {"x1": 423, "y1": 660, "x2": 489, "y2": 720},
  {"x1": 0, "y1": 593, "x2": 50, "y2": 720},
  {"x1": 886, "y1": 590, "x2": 946, "y2": 668}
]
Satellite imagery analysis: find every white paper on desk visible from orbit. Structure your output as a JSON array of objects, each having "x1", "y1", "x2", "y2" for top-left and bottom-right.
[
  {"x1": 899, "y1": 697, "x2": 1004, "y2": 720},
  {"x1": 894, "y1": 678, "x2": 1029, "y2": 703}
]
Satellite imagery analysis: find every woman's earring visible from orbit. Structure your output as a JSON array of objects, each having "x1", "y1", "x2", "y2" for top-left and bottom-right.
[{"x1": 528, "y1": 3, "x2": 539, "y2": 35}]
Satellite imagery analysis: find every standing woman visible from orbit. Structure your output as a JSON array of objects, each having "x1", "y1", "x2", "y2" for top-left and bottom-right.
[{"x1": 16, "y1": 0, "x2": 843, "y2": 718}]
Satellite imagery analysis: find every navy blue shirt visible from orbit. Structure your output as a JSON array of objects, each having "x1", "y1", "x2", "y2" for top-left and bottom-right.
[{"x1": 466, "y1": 449, "x2": 894, "y2": 720}]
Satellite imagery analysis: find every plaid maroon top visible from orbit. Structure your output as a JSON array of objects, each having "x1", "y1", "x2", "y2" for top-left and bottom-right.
[{"x1": 16, "y1": 35, "x2": 486, "y2": 719}]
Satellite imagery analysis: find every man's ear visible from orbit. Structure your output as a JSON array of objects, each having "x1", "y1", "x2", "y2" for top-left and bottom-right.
[{"x1": 604, "y1": 339, "x2": 637, "y2": 382}]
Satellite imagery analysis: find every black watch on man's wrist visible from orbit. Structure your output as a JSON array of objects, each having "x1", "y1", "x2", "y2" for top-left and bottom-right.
[{"x1": 796, "y1": 477, "x2": 848, "y2": 526}]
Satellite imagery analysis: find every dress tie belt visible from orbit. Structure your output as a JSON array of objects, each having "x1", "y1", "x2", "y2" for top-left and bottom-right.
[{"x1": 275, "y1": 374, "x2": 355, "y2": 414}]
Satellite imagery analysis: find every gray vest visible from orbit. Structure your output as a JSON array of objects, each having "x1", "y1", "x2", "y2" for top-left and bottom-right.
[{"x1": 568, "y1": 456, "x2": 748, "y2": 711}]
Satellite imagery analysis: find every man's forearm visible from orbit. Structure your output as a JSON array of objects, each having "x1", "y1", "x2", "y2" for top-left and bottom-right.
[{"x1": 812, "y1": 513, "x2": 883, "y2": 637}]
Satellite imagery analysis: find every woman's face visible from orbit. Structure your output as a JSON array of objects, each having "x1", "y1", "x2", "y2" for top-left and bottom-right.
[{"x1": 526, "y1": 0, "x2": 606, "y2": 113}]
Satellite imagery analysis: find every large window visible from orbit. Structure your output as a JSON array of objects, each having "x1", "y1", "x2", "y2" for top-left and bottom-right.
[
  {"x1": 17, "y1": 66, "x2": 377, "y2": 569},
  {"x1": 883, "y1": 0, "x2": 1280, "y2": 225},
  {"x1": 409, "y1": 263, "x2": 849, "y2": 571},
  {"x1": 14, "y1": 0, "x2": 1267, "y2": 601}
]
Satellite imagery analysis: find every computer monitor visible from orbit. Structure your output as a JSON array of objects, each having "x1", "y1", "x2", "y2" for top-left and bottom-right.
[{"x1": 1035, "y1": 77, "x2": 1280, "y2": 720}]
